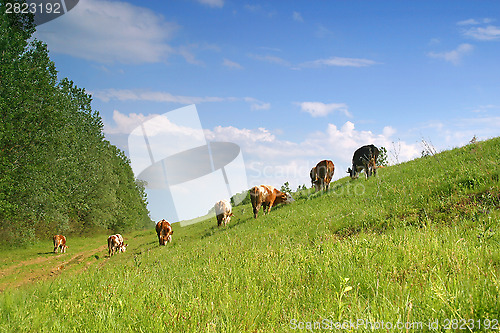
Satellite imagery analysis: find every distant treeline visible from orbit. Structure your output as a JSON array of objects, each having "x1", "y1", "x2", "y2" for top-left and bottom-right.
[{"x1": 0, "y1": 3, "x2": 151, "y2": 245}]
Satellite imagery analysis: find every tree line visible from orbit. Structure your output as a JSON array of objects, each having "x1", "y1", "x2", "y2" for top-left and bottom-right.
[{"x1": 0, "y1": 1, "x2": 151, "y2": 245}]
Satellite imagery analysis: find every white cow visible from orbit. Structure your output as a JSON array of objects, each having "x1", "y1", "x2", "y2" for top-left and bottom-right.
[
  {"x1": 108, "y1": 234, "x2": 127, "y2": 256},
  {"x1": 215, "y1": 199, "x2": 233, "y2": 227}
]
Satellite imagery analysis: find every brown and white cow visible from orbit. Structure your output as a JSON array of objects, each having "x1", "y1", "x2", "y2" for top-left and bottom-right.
[
  {"x1": 156, "y1": 219, "x2": 174, "y2": 245},
  {"x1": 347, "y1": 144, "x2": 379, "y2": 180},
  {"x1": 310, "y1": 160, "x2": 335, "y2": 192},
  {"x1": 215, "y1": 199, "x2": 233, "y2": 227},
  {"x1": 53, "y1": 235, "x2": 68, "y2": 253},
  {"x1": 250, "y1": 185, "x2": 295, "y2": 218},
  {"x1": 108, "y1": 234, "x2": 127, "y2": 256}
]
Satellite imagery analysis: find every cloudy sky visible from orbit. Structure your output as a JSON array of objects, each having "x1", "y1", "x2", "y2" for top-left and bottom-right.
[{"x1": 34, "y1": 0, "x2": 500, "y2": 220}]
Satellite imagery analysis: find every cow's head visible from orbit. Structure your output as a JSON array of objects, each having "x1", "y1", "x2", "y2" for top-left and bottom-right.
[
  {"x1": 347, "y1": 167, "x2": 359, "y2": 179},
  {"x1": 225, "y1": 212, "x2": 234, "y2": 225},
  {"x1": 119, "y1": 243, "x2": 128, "y2": 253},
  {"x1": 281, "y1": 192, "x2": 295, "y2": 204},
  {"x1": 160, "y1": 229, "x2": 173, "y2": 244},
  {"x1": 310, "y1": 167, "x2": 317, "y2": 186}
]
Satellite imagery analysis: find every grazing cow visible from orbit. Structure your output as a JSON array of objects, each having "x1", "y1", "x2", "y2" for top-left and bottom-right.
[
  {"x1": 347, "y1": 144, "x2": 380, "y2": 180},
  {"x1": 215, "y1": 199, "x2": 233, "y2": 227},
  {"x1": 250, "y1": 185, "x2": 295, "y2": 218},
  {"x1": 53, "y1": 235, "x2": 68, "y2": 253},
  {"x1": 108, "y1": 234, "x2": 127, "y2": 256},
  {"x1": 310, "y1": 160, "x2": 335, "y2": 192},
  {"x1": 156, "y1": 219, "x2": 174, "y2": 245}
]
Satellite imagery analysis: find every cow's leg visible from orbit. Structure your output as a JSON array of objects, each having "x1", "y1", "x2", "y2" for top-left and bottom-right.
[
  {"x1": 262, "y1": 203, "x2": 269, "y2": 214},
  {"x1": 253, "y1": 204, "x2": 260, "y2": 218},
  {"x1": 266, "y1": 202, "x2": 273, "y2": 214}
]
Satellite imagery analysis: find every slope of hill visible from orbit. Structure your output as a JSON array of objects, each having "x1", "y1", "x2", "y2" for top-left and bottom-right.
[{"x1": 1, "y1": 138, "x2": 499, "y2": 331}]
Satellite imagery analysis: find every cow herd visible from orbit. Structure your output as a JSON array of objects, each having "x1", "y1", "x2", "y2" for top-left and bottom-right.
[
  {"x1": 52, "y1": 144, "x2": 380, "y2": 254},
  {"x1": 213, "y1": 144, "x2": 380, "y2": 225}
]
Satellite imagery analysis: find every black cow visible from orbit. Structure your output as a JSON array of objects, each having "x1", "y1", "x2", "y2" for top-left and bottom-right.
[{"x1": 347, "y1": 144, "x2": 379, "y2": 180}]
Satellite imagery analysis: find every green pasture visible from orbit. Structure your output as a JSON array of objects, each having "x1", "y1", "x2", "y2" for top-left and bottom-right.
[{"x1": 1, "y1": 138, "x2": 499, "y2": 332}]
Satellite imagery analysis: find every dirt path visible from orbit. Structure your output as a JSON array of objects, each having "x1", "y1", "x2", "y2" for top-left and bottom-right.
[{"x1": 0, "y1": 244, "x2": 108, "y2": 293}]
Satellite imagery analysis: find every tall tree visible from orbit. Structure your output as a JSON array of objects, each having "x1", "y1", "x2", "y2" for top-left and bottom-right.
[{"x1": 0, "y1": 1, "x2": 151, "y2": 245}]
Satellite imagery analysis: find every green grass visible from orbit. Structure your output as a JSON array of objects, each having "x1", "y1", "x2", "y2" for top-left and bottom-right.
[{"x1": 1, "y1": 138, "x2": 499, "y2": 332}]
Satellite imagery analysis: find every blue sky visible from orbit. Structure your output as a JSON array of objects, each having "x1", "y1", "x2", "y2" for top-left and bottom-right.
[{"x1": 34, "y1": 0, "x2": 500, "y2": 220}]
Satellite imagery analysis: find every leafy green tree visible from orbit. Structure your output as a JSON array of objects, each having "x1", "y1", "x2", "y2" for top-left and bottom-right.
[
  {"x1": 281, "y1": 182, "x2": 292, "y2": 194},
  {"x1": 0, "y1": 2, "x2": 151, "y2": 245},
  {"x1": 377, "y1": 146, "x2": 389, "y2": 166}
]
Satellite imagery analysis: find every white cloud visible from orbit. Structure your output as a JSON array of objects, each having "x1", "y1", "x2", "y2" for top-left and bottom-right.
[
  {"x1": 427, "y1": 43, "x2": 474, "y2": 65},
  {"x1": 176, "y1": 45, "x2": 205, "y2": 66},
  {"x1": 35, "y1": 0, "x2": 178, "y2": 64},
  {"x1": 249, "y1": 54, "x2": 291, "y2": 67},
  {"x1": 471, "y1": 104, "x2": 499, "y2": 113},
  {"x1": 457, "y1": 18, "x2": 494, "y2": 26},
  {"x1": 429, "y1": 38, "x2": 441, "y2": 45},
  {"x1": 205, "y1": 126, "x2": 276, "y2": 143},
  {"x1": 249, "y1": 54, "x2": 378, "y2": 69},
  {"x1": 315, "y1": 25, "x2": 335, "y2": 38},
  {"x1": 104, "y1": 110, "x2": 157, "y2": 134},
  {"x1": 301, "y1": 56, "x2": 378, "y2": 68},
  {"x1": 457, "y1": 18, "x2": 481, "y2": 26},
  {"x1": 104, "y1": 110, "x2": 206, "y2": 143},
  {"x1": 251, "y1": 102, "x2": 271, "y2": 111},
  {"x1": 223, "y1": 58, "x2": 243, "y2": 69},
  {"x1": 412, "y1": 116, "x2": 500, "y2": 150},
  {"x1": 463, "y1": 25, "x2": 500, "y2": 40},
  {"x1": 197, "y1": 0, "x2": 224, "y2": 8},
  {"x1": 298, "y1": 102, "x2": 351, "y2": 118},
  {"x1": 244, "y1": 97, "x2": 271, "y2": 110},
  {"x1": 244, "y1": 4, "x2": 275, "y2": 17},
  {"x1": 293, "y1": 11, "x2": 304, "y2": 22},
  {"x1": 93, "y1": 89, "x2": 271, "y2": 111},
  {"x1": 93, "y1": 89, "x2": 227, "y2": 104}
]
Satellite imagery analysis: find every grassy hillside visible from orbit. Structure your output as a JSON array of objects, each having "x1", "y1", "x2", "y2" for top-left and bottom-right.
[{"x1": 1, "y1": 138, "x2": 499, "y2": 332}]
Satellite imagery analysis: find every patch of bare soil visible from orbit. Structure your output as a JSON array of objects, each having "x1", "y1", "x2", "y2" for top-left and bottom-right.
[{"x1": 0, "y1": 244, "x2": 108, "y2": 293}]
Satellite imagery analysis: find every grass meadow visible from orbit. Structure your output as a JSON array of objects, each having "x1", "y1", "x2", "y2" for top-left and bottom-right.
[{"x1": 0, "y1": 138, "x2": 499, "y2": 332}]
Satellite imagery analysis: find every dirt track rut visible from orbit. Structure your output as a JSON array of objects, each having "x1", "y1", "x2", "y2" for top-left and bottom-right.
[{"x1": 0, "y1": 244, "x2": 108, "y2": 292}]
